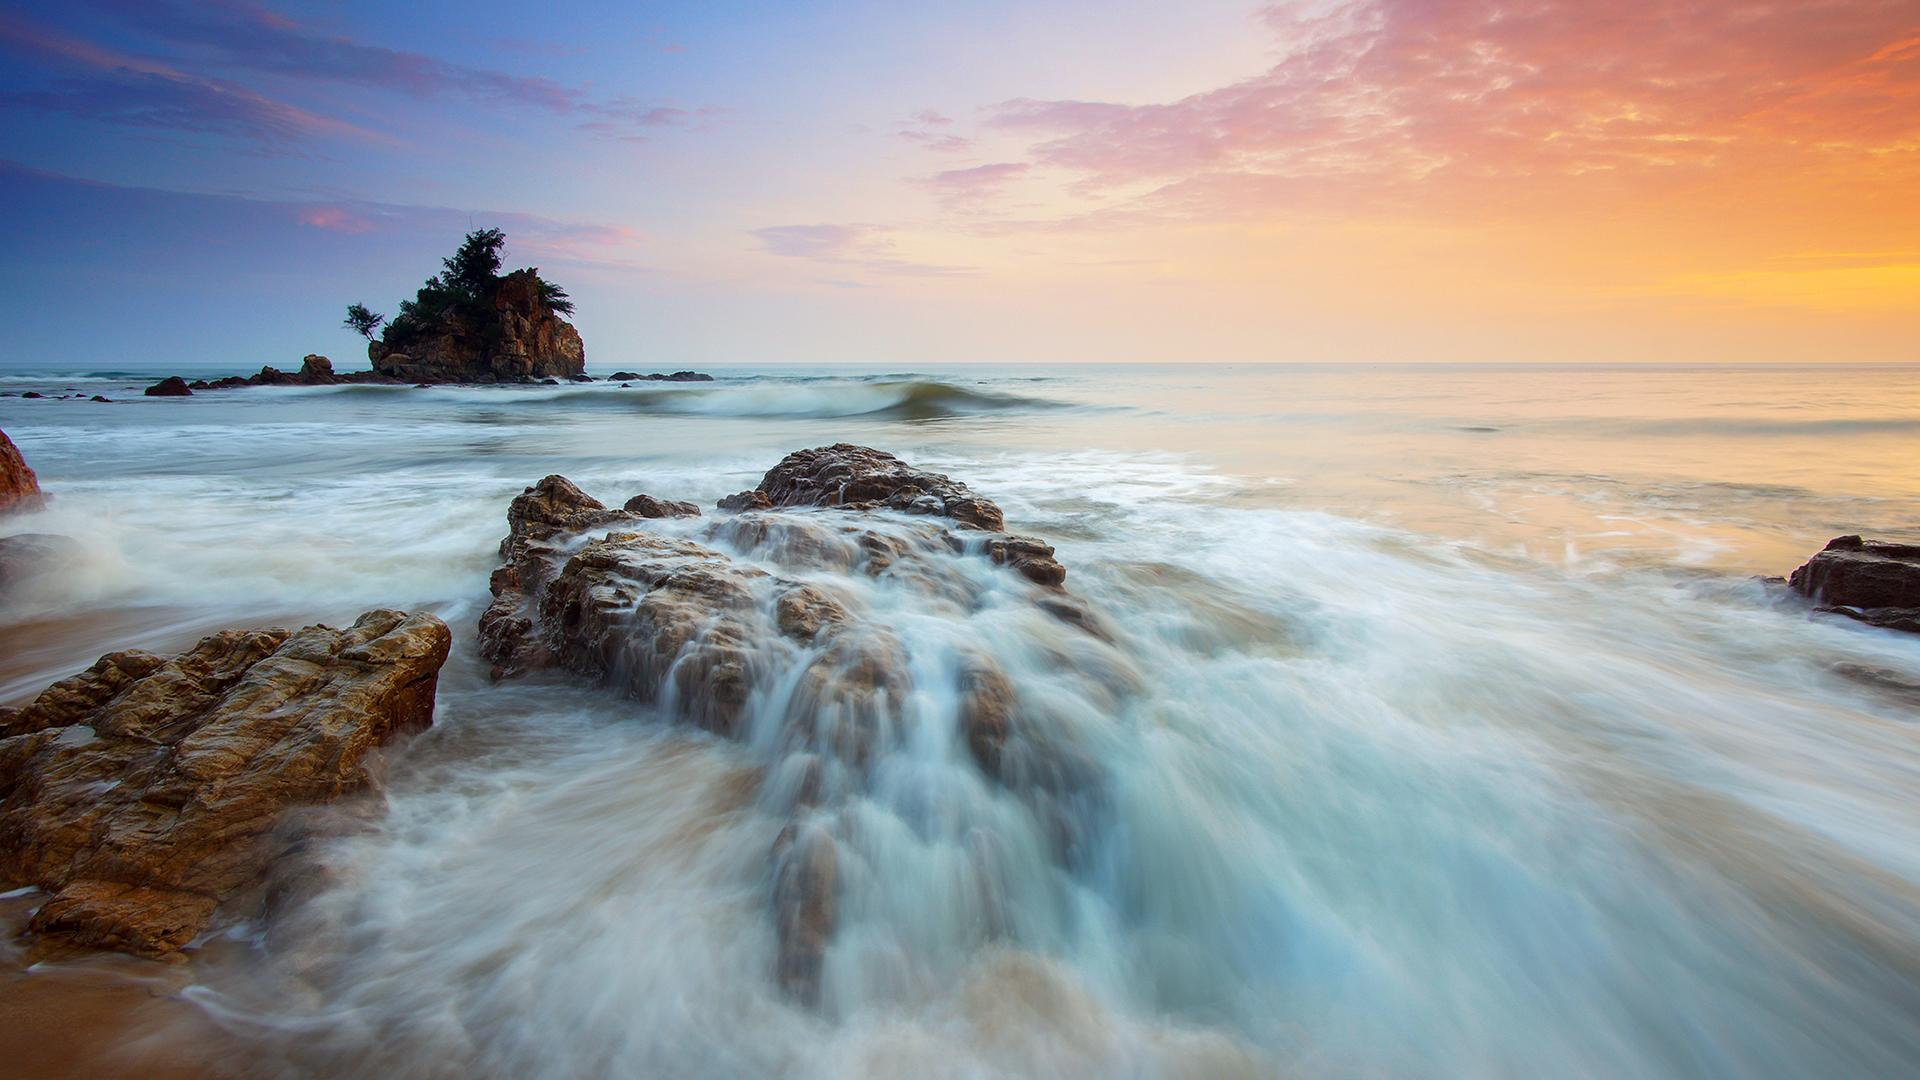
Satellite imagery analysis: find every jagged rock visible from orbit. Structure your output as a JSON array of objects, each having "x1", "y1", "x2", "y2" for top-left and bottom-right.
[
  {"x1": 143, "y1": 376, "x2": 192, "y2": 397},
  {"x1": 299, "y1": 355, "x2": 334, "y2": 383},
  {"x1": 477, "y1": 448, "x2": 1110, "y2": 1004},
  {"x1": 372, "y1": 269, "x2": 584, "y2": 383},
  {"x1": 0, "y1": 429, "x2": 41, "y2": 513},
  {"x1": 624, "y1": 494, "x2": 701, "y2": 519},
  {"x1": 0, "y1": 610, "x2": 451, "y2": 959},
  {"x1": 1789, "y1": 535, "x2": 1920, "y2": 632}
]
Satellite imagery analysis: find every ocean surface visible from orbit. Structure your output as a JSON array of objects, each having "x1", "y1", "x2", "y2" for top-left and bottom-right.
[{"x1": 3, "y1": 363, "x2": 1920, "y2": 1078}]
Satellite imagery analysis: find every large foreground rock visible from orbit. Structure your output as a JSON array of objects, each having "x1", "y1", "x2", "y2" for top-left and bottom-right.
[
  {"x1": 0, "y1": 429, "x2": 40, "y2": 513},
  {"x1": 371, "y1": 269, "x2": 585, "y2": 383},
  {"x1": 1789, "y1": 535, "x2": 1920, "y2": 633},
  {"x1": 478, "y1": 447, "x2": 1109, "y2": 1004},
  {"x1": 0, "y1": 609, "x2": 451, "y2": 958}
]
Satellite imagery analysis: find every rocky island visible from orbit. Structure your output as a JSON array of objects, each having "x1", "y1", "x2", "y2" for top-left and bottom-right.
[{"x1": 128, "y1": 230, "x2": 722, "y2": 393}]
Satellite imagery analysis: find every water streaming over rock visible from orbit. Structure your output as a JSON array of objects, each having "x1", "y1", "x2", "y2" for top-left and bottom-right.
[{"x1": 4, "y1": 364, "x2": 1920, "y2": 1077}]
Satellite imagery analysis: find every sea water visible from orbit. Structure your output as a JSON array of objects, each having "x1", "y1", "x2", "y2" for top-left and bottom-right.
[{"x1": 2, "y1": 363, "x2": 1919, "y2": 1077}]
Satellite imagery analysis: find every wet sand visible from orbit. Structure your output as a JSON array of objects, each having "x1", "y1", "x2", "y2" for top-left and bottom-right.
[{"x1": 0, "y1": 892, "x2": 239, "y2": 1080}]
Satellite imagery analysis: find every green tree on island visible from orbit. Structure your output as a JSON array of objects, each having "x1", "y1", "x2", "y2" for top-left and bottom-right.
[
  {"x1": 342, "y1": 302, "x2": 386, "y2": 339},
  {"x1": 373, "y1": 228, "x2": 575, "y2": 344}
]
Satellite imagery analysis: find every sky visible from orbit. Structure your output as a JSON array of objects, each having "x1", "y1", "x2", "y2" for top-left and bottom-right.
[{"x1": 0, "y1": 0, "x2": 1915, "y2": 369}]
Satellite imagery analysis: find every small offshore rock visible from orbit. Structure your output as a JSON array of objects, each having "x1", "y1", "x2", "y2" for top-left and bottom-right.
[
  {"x1": 1788, "y1": 535, "x2": 1920, "y2": 633},
  {"x1": 144, "y1": 376, "x2": 192, "y2": 397},
  {"x1": 609, "y1": 371, "x2": 641, "y2": 381},
  {"x1": 20, "y1": 392, "x2": 43, "y2": 399}
]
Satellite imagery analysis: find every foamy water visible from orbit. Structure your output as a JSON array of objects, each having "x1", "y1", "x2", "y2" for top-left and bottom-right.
[{"x1": 4, "y1": 364, "x2": 1920, "y2": 1077}]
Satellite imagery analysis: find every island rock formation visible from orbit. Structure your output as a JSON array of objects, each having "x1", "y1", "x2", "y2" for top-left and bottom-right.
[
  {"x1": 1789, "y1": 535, "x2": 1920, "y2": 633},
  {"x1": 370, "y1": 269, "x2": 585, "y2": 383},
  {"x1": 0, "y1": 609, "x2": 451, "y2": 958},
  {"x1": 476, "y1": 445, "x2": 1111, "y2": 1004},
  {"x1": 0, "y1": 429, "x2": 41, "y2": 513}
]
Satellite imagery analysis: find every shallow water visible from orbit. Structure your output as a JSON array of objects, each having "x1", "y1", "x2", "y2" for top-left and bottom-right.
[{"x1": 4, "y1": 363, "x2": 1920, "y2": 1078}]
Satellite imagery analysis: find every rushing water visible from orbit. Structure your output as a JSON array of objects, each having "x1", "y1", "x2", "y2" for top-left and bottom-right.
[{"x1": 3, "y1": 363, "x2": 1920, "y2": 1078}]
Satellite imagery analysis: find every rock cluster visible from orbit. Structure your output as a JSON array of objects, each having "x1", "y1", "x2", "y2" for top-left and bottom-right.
[
  {"x1": 371, "y1": 269, "x2": 584, "y2": 383},
  {"x1": 146, "y1": 356, "x2": 398, "y2": 397},
  {"x1": 1789, "y1": 535, "x2": 1920, "y2": 633},
  {"x1": 0, "y1": 610, "x2": 451, "y2": 958},
  {"x1": 0, "y1": 429, "x2": 40, "y2": 513},
  {"x1": 477, "y1": 446, "x2": 1105, "y2": 1003},
  {"x1": 608, "y1": 370, "x2": 714, "y2": 382}
]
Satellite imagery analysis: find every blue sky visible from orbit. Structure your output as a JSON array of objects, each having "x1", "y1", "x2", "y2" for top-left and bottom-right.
[{"x1": 1, "y1": 1, "x2": 1916, "y2": 369}]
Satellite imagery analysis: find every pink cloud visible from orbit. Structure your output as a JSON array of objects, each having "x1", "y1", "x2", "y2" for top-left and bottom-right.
[
  {"x1": 919, "y1": 162, "x2": 1032, "y2": 211},
  {"x1": 986, "y1": 0, "x2": 1920, "y2": 220}
]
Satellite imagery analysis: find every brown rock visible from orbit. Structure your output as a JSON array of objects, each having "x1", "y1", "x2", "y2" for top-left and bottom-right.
[
  {"x1": 0, "y1": 609, "x2": 451, "y2": 958},
  {"x1": 299, "y1": 354, "x2": 335, "y2": 383},
  {"x1": 623, "y1": 493, "x2": 701, "y2": 518},
  {"x1": 143, "y1": 376, "x2": 192, "y2": 397},
  {"x1": 753, "y1": 444, "x2": 1007, "y2": 531},
  {"x1": 1788, "y1": 535, "x2": 1920, "y2": 632},
  {"x1": 373, "y1": 269, "x2": 584, "y2": 383},
  {"x1": 475, "y1": 451, "x2": 1110, "y2": 1004},
  {"x1": 0, "y1": 430, "x2": 41, "y2": 513}
]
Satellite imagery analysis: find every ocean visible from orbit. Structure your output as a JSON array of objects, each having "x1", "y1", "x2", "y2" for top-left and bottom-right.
[{"x1": 3, "y1": 362, "x2": 1920, "y2": 1077}]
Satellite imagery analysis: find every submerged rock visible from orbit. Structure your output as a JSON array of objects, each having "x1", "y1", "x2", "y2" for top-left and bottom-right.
[
  {"x1": 143, "y1": 376, "x2": 192, "y2": 397},
  {"x1": 0, "y1": 533, "x2": 75, "y2": 600},
  {"x1": 0, "y1": 429, "x2": 41, "y2": 513},
  {"x1": 478, "y1": 447, "x2": 1115, "y2": 1004},
  {"x1": 1789, "y1": 535, "x2": 1920, "y2": 633},
  {"x1": 0, "y1": 610, "x2": 451, "y2": 958}
]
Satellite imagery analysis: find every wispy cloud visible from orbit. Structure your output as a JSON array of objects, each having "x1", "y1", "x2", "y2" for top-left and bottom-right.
[
  {"x1": 751, "y1": 224, "x2": 972, "y2": 277},
  {"x1": 918, "y1": 161, "x2": 1030, "y2": 211},
  {"x1": 896, "y1": 108, "x2": 973, "y2": 153},
  {"x1": 984, "y1": 0, "x2": 1920, "y2": 221},
  {"x1": 0, "y1": 2, "x2": 714, "y2": 144}
]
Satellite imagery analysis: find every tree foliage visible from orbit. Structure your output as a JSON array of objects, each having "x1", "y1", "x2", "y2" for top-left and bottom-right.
[
  {"x1": 372, "y1": 229, "x2": 575, "y2": 346},
  {"x1": 343, "y1": 302, "x2": 386, "y2": 339},
  {"x1": 537, "y1": 278, "x2": 575, "y2": 315}
]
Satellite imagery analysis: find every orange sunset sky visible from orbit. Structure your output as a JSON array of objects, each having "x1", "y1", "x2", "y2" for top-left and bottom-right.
[{"x1": 1, "y1": 0, "x2": 1916, "y2": 366}]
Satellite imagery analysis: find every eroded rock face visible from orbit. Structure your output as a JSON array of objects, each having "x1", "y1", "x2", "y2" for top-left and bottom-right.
[
  {"x1": 1789, "y1": 535, "x2": 1920, "y2": 633},
  {"x1": 0, "y1": 609, "x2": 451, "y2": 958},
  {"x1": 478, "y1": 447, "x2": 1115, "y2": 1005},
  {"x1": 372, "y1": 269, "x2": 585, "y2": 383},
  {"x1": 0, "y1": 429, "x2": 41, "y2": 513}
]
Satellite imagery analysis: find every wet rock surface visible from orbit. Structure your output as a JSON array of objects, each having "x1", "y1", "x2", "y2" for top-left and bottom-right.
[
  {"x1": 479, "y1": 446, "x2": 1118, "y2": 1004},
  {"x1": 0, "y1": 430, "x2": 40, "y2": 514},
  {"x1": 1789, "y1": 535, "x2": 1920, "y2": 633},
  {"x1": 0, "y1": 610, "x2": 451, "y2": 959},
  {"x1": 144, "y1": 376, "x2": 193, "y2": 397}
]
